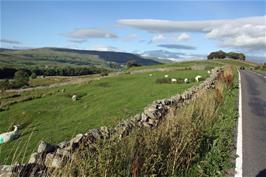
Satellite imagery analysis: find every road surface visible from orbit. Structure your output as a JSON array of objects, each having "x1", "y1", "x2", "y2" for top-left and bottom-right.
[{"x1": 240, "y1": 70, "x2": 266, "y2": 177}]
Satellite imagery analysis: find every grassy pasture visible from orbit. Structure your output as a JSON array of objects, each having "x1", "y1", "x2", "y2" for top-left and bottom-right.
[
  {"x1": 0, "y1": 69, "x2": 208, "y2": 164},
  {"x1": 129, "y1": 59, "x2": 257, "y2": 71}
]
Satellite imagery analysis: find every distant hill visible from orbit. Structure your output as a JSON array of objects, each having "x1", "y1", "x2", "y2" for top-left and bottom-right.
[{"x1": 0, "y1": 47, "x2": 161, "y2": 69}]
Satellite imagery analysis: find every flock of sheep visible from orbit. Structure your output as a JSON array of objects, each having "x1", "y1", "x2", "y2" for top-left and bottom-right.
[{"x1": 151, "y1": 70, "x2": 211, "y2": 84}]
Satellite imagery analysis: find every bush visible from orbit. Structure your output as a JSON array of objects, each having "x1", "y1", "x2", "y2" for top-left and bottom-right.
[
  {"x1": 14, "y1": 70, "x2": 30, "y2": 86},
  {"x1": 100, "y1": 71, "x2": 109, "y2": 77},
  {"x1": 30, "y1": 73, "x2": 37, "y2": 79},
  {"x1": 155, "y1": 78, "x2": 171, "y2": 84}
]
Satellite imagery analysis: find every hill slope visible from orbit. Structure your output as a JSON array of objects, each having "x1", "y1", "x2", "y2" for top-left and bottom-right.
[{"x1": 0, "y1": 47, "x2": 160, "y2": 69}]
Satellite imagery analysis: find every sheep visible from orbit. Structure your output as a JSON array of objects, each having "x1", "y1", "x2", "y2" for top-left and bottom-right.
[
  {"x1": 72, "y1": 95, "x2": 77, "y2": 101},
  {"x1": 207, "y1": 70, "x2": 211, "y2": 74},
  {"x1": 149, "y1": 74, "x2": 153, "y2": 77},
  {"x1": 195, "y1": 75, "x2": 202, "y2": 82},
  {"x1": 171, "y1": 78, "x2": 177, "y2": 83},
  {"x1": 0, "y1": 125, "x2": 19, "y2": 144},
  {"x1": 164, "y1": 75, "x2": 168, "y2": 78},
  {"x1": 184, "y1": 78, "x2": 189, "y2": 83}
]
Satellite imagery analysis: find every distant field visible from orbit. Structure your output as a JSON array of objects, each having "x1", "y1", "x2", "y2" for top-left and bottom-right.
[
  {"x1": 129, "y1": 59, "x2": 258, "y2": 71},
  {"x1": 0, "y1": 69, "x2": 209, "y2": 164}
]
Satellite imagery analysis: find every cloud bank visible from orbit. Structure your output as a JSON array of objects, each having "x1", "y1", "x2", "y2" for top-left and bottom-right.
[
  {"x1": 0, "y1": 39, "x2": 21, "y2": 44},
  {"x1": 158, "y1": 44, "x2": 196, "y2": 50},
  {"x1": 118, "y1": 16, "x2": 266, "y2": 53},
  {"x1": 64, "y1": 28, "x2": 118, "y2": 40}
]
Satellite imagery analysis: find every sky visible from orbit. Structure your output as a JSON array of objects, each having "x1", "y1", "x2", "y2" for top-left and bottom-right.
[{"x1": 1, "y1": 0, "x2": 265, "y2": 62}]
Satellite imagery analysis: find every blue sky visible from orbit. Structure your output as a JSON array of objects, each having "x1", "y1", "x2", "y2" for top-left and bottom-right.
[{"x1": 1, "y1": 1, "x2": 265, "y2": 61}]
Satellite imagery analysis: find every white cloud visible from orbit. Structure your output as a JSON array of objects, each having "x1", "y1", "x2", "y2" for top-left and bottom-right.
[
  {"x1": 150, "y1": 33, "x2": 191, "y2": 43},
  {"x1": 64, "y1": 28, "x2": 118, "y2": 39},
  {"x1": 151, "y1": 34, "x2": 166, "y2": 43},
  {"x1": 89, "y1": 45, "x2": 122, "y2": 52},
  {"x1": 0, "y1": 39, "x2": 21, "y2": 44},
  {"x1": 118, "y1": 16, "x2": 266, "y2": 53},
  {"x1": 158, "y1": 44, "x2": 196, "y2": 50},
  {"x1": 177, "y1": 33, "x2": 190, "y2": 41}
]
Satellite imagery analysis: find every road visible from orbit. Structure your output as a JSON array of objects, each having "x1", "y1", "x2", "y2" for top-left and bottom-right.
[{"x1": 239, "y1": 70, "x2": 266, "y2": 177}]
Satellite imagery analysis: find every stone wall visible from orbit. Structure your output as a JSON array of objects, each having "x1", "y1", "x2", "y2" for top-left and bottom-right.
[{"x1": 0, "y1": 67, "x2": 223, "y2": 177}]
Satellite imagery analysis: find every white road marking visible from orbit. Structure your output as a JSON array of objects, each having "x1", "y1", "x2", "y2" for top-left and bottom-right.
[{"x1": 235, "y1": 70, "x2": 243, "y2": 177}]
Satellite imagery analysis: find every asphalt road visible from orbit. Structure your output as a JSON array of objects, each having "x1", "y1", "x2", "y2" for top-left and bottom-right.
[{"x1": 240, "y1": 70, "x2": 266, "y2": 177}]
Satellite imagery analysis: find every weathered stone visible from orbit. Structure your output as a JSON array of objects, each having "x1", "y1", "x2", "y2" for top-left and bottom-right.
[
  {"x1": 133, "y1": 114, "x2": 141, "y2": 122},
  {"x1": 44, "y1": 153, "x2": 66, "y2": 168},
  {"x1": 28, "y1": 152, "x2": 40, "y2": 164},
  {"x1": 88, "y1": 129, "x2": 99, "y2": 139},
  {"x1": 58, "y1": 140, "x2": 69, "y2": 149},
  {"x1": 56, "y1": 148, "x2": 71, "y2": 158},
  {"x1": 142, "y1": 122, "x2": 153, "y2": 128},
  {"x1": 0, "y1": 165, "x2": 13, "y2": 177},
  {"x1": 140, "y1": 113, "x2": 148, "y2": 122},
  {"x1": 37, "y1": 141, "x2": 57, "y2": 153},
  {"x1": 100, "y1": 126, "x2": 110, "y2": 138},
  {"x1": 71, "y1": 134, "x2": 83, "y2": 144}
]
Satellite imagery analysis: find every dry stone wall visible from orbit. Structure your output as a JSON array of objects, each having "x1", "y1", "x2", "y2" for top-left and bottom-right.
[{"x1": 0, "y1": 67, "x2": 223, "y2": 177}]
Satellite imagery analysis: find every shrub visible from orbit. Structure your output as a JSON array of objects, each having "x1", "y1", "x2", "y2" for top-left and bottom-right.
[
  {"x1": 30, "y1": 73, "x2": 37, "y2": 79},
  {"x1": 155, "y1": 78, "x2": 171, "y2": 84}
]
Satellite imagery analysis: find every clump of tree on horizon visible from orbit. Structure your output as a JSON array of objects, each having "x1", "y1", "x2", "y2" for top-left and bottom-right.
[{"x1": 207, "y1": 50, "x2": 246, "y2": 60}]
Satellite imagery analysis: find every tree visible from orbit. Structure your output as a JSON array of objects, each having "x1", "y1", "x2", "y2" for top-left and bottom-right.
[
  {"x1": 30, "y1": 73, "x2": 37, "y2": 79},
  {"x1": 14, "y1": 70, "x2": 30, "y2": 87},
  {"x1": 226, "y1": 52, "x2": 245, "y2": 60},
  {"x1": 207, "y1": 50, "x2": 226, "y2": 59},
  {"x1": 126, "y1": 60, "x2": 141, "y2": 68},
  {"x1": 208, "y1": 50, "x2": 246, "y2": 60}
]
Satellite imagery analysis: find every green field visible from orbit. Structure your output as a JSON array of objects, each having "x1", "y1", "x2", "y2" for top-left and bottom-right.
[
  {"x1": 128, "y1": 59, "x2": 257, "y2": 71},
  {"x1": 0, "y1": 68, "x2": 210, "y2": 164},
  {"x1": 0, "y1": 59, "x2": 258, "y2": 164}
]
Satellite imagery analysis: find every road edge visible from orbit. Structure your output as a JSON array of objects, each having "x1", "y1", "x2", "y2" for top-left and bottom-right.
[{"x1": 235, "y1": 70, "x2": 243, "y2": 177}]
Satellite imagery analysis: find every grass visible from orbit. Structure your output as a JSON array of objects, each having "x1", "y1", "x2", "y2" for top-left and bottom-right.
[
  {"x1": 49, "y1": 65, "x2": 238, "y2": 177},
  {"x1": 0, "y1": 69, "x2": 209, "y2": 164},
  {"x1": 129, "y1": 59, "x2": 258, "y2": 71}
]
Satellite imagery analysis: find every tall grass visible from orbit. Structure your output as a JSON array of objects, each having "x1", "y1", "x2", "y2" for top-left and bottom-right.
[{"x1": 48, "y1": 66, "x2": 237, "y2": 177}]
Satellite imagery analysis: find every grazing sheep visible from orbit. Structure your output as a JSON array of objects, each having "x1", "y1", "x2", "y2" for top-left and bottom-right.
[
  {"x1": 0, "y1": 125, "x2": 19, "y2": 144},
  {"x1": 184, "y1": 78, "x2": 189, "y2": 83},
  {"x1": 164, "y1": 75, "x2": 168, "y2": 78},
  {"x1": 195, "y1": 75, "x2": 202, "y2": 82},
  {"x1": 149, "y1": 74, "x2": 153, "y2": 77},
  {"x1": 171, "y1": 78, "x2": 177, "y2": 83},
  {"x1": 72, "y1": 95, "x2": 77, "y2": 101},
  {"x1": 207, "y1": 70, "x2": 211, "y2": 74}
]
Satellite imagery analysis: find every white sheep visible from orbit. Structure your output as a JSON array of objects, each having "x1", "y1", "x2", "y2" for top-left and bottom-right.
[
  {"x1": 207, "y1": 70, "x2": 211, "y2": 74},
  {"x1": 171, "y1": 78, "x2": 177, "y2": 83},
  {"x1": 0, "y1": 125, "x2": 19, "y2": 144},
  {"x1": 195, "y1": 75, "x2": 202, "y2": 82},
  {"x1": 164, "y1": 75, "x2": 168, "y2": 78},
  {"x1": 72, "y1": 95, "x2": 77, "y2": 101},
  {"x1": 184, "y1": 78, "x2": 189, "y2": 83},
  {"x1": 149, "y1": 74, "x2": 152, "y2": 77}
]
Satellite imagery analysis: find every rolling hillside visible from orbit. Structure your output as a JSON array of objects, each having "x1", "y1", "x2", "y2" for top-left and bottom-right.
[{"x1": 0, "y1": 47, "x2": 161, "y2": 69}]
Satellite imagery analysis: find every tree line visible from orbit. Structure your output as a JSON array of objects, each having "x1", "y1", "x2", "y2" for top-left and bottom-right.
[
  {"x1": 207, "y1": 50, "x2": 246, "y2": 60},
  {"x1": 0, "y1": 66, "x2": 110, "y2": 90},
  {"x1": 0, "y1": 66, "x2": 109, "y2": 79}
]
